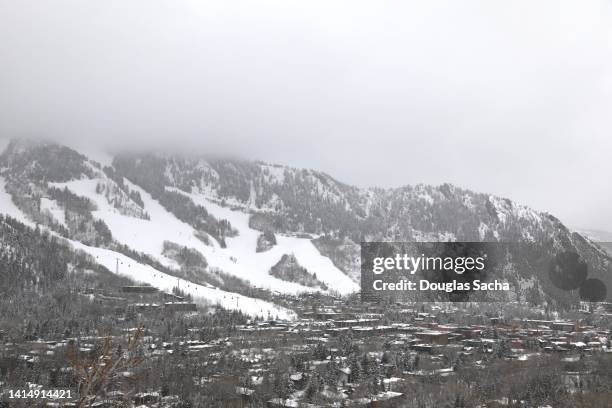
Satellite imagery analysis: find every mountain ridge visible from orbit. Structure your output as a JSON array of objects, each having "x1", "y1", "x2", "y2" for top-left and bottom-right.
[{"x1": 0, "y1": 138, "x2": 610, "y2": 312}]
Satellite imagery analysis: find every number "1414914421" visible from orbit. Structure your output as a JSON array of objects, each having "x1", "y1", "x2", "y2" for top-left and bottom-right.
[{"x1": 7, "y1": 389, "x2": 73, "y2": 399}]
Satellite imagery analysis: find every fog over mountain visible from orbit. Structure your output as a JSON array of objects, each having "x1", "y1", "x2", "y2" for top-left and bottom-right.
[
  {"x1": 3, "y1": 3, "x2": 612, "y2": 406},
  {"x1": 1, "y1": 0, "x2": 611, "y2": 231}
]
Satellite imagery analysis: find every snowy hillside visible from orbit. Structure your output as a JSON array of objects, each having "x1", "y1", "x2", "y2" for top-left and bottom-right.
[
  {"x1": 1, "y1": 139, "x2": 611, "y2": 309},
  {"x1": 0, "y1": 177, "x2": 34, "y2": 228},
  {"x1": 49, "y1": 177, "x2": 357, "y2": 295},
  {"x1": 0, "y1": 174, "x2": 294, "y2": 319},
  {"x1": 69, "y1": 240, "x2": 295, "y2": 320}
]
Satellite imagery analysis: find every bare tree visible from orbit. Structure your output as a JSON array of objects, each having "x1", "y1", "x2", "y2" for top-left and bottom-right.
[{"x1": 66, "y1": 327, "x2": 145, "y2": 407}]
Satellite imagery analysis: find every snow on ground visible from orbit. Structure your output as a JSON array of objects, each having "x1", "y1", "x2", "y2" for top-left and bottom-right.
[
  {"x1": 51, "y1": 178, "x2": 199, "y2": 270},
  {"x1": 0, "y1": 177, "x2": 34, "y2": 227},
  {"x1": 52, "y1": 178, "x2": 358, "y2": 295},
  {"x1": 40, "y1": 197, "x2": 67, "y2": 227},
  {"x1": 0, "y1": 177, "x2": 294, "y2": 319},
  {"x1": 69, "y1": 240, "x2": 295, "y2": 320},
  {"x1": 174, "y1": 188, "x2": 359, "y2": 295},
  {"x1": 417, "y1": 192, "x2": 434, "y2": 205},
  {"x1": 478, "y1": 222, "x2": 489, "y2": 241},
  {"x1": 489, "y1": 196, "x2": 508, "y2": 224}
]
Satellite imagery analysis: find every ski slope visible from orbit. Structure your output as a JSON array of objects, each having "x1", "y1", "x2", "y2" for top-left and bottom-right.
[
  {"x1": 181, "y1": 189, "x2": 359, "y2": 294},
  {"x1": 0, "y1": 178, "x2": 295, "y2": 319},
  {"x1": 52, "y1": 177, "x2": 358, "y2": 295},
  {"x1": 0, "y1": 177, "x2": 35, "y2": 227},
  {"x1": 69, "y1": 240, "x2": 295, "y2": 320}
]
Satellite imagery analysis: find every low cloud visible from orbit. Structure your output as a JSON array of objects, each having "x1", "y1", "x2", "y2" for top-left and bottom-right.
[{"x1": 1, "y1": 0, "x2": 611, "y2": 230}]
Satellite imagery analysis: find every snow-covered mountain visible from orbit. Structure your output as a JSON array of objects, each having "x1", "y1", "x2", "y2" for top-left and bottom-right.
[{"x1": 0, "y1": 139, "x2": 611, "y2": 313}]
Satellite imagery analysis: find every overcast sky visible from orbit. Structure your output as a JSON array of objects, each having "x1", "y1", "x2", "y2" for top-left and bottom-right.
[{"x1": 1, "y1": 1, "x2": 611, "y2": 231}]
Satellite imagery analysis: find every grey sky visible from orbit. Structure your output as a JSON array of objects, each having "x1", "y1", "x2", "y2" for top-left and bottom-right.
[{"x1": 1, "y1": 1, "x2": 611, "y2": 231}]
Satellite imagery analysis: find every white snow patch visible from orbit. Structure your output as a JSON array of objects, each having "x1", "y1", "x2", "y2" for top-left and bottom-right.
[
  {"x1": 489, "y1": 196, "x2": 508, "y2": 224},
  {"x1": 0, "y1": 177, "x2": 34, "y2": 227},
  {"x1": 463, "y1": 194, "x2": 475, "y2": 210},
  {"x1": 417, "y1": 193, "x2": 434, "y2": 205},
  {"x1": 40, "y1": 197, "x2": 67, "y2": 227},
  {"x1": 521, "y1": 229, "x2": 535, "y2": 242},
  {"x1": 478, "y1": 222, "x2": 489, "y2": 240}
]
